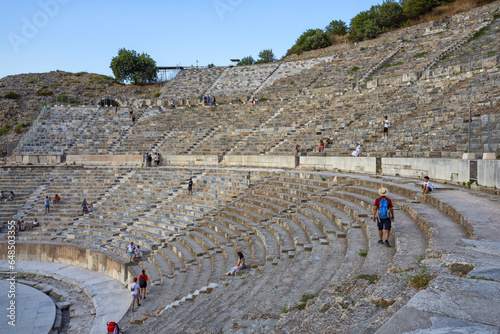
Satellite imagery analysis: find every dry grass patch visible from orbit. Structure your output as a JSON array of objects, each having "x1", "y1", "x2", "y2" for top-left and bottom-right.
[{"x1": 413, "y1": 0, "x2": 497, "y2": 25}]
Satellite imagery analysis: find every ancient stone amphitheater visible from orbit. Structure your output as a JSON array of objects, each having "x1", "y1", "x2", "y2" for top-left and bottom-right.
[{"x1": 1, "y1": 2, "x2": 500, "y2": 333}]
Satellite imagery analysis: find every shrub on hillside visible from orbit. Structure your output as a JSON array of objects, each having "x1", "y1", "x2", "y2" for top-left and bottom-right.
[
  {"x1": 56, "y1": 94, "x2": 68, "y2": 102},
  {"x1": 287, "y1": 29, "x2": 332, "y2": 56},
  {"x1": 349, "y1": 11, "x2": 374, "y2": 41},
  {"x1": 0, "y1": 124, "x2": 11, "y2": 136},
  {"x1": 14, "y1": 124, "x2": 26, "y2": 134},
  {"x1": 376, "y1": 1, "x2": 405, "y2": 28},
  {"x1": 38, "y1": 90, "x2": 53, "y2": 96},
  {"x1": 27, "y1": 78, "x2": 38, "y2": 83},
  {"x1": 5, "y1": 91, "x2": 19, "y2": 99}
]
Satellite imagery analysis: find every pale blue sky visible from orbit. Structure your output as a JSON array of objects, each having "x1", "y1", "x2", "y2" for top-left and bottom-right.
[{"x1": 1, "y1": 0, "x2": 385, "y2": 79}]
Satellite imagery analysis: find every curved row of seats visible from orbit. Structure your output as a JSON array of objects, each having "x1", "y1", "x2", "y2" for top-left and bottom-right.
[{"x1": 138, "y1": 169, "x2": 481, "y2": 333}]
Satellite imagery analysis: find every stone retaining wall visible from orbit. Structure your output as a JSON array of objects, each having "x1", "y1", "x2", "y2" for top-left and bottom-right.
[
  {"x1": 381, "y1": 158, "x2": 470, "y2": 183},
  {"x1": 30, "y1": 153, "x2": 499, "y2": 188},
  {"x1": 15, "y1": 155, "x2": 61, "y2": 165},
  {"x1": 222, "y1": 155, "x2": 297, "y2": 169},
  {"x1": 477, "y1": 160, "x2": 500, "y2": 189},
  {"x1": 0, "y1": 242, "x2": 133, "y2": 285},
  {"x1": 300, "y1": 156, "x2": 378, "y2": 174},
  {"x1": 164, "y1": 154, "x2": 219, "y2": 166},
  {"x1": 66, "y1": 154, "x2": 142, "y2": 166}
]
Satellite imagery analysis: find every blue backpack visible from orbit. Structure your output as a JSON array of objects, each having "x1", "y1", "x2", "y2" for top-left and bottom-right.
[{"x1": 379, "y1": 198, "x2": 389, "y2": 219}]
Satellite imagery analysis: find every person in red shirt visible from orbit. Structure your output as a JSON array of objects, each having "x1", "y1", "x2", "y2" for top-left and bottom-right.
[
  {"x1": 372, "y1": 187, "x2": 395, "y2": 247},
  {"x1": 138, "y1": 270, "x2": 148, "y2": 299}
]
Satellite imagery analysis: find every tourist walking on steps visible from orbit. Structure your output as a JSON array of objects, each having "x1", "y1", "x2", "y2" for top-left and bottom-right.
[
  {"x1": 154, "y1": 153, "x2": 159, "y2": 166},
  {"x1": 247, "y1": 172, "x2": 251, "y2": 188},
  {"x1": 226, "y1": 252, "x2": 246, "y2": 276},
  {"x1": 126, "y1": 242, "x2": 136, "y2": 262},
  {"x1": 383, "y1": 115, "x2": 389, "y2": 139},
  {"x1": 44, "y1": 196, "x2": 50, "y2": 213},
  {"x1": 82, "y1": 199, "x2": 89, "y2": 214},
  {"x1": 188, "y1": 178, "x2": 193, "y2": 195},
  {"x1": 134, "y1": 245, "x2": 143, "y2": 260},
  {"x1": 372, "y1": 188, "x2": 394, "y2": 247},
  {"x1": 138, "y1": 269, "x2": 148, "y2": 299},
  {"x1": 420, "y1": 176, "x2": 434, "y2": 195},
  {"x1": 130, "y1": 277, "x2": 141, "y2": 311}
]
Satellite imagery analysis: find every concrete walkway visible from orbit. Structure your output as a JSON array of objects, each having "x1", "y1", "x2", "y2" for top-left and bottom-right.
[
  {"x1": 0, "y1": 261, "x2": 130, "y2": 334},
  {"x1": 0, "y1": 280, "x2": 56, "y2": 334}
]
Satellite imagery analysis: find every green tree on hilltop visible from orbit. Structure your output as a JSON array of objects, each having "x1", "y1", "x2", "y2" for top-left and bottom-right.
[
  {"x1": 325, "y1": 20, "x2": 348, "y2": 36},
  {"x1": 256, "y1": 49, "x2": 276, "y2": 64},
  {"x1": 237, "y1": 56, "x2": 255, "y2": 66},
  {"x1": 110, "y1": 48, "x2": 158, "y2": 84}
]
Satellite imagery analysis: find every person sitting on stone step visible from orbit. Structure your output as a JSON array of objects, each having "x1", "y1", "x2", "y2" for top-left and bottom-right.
[
  {"x1": 17, "y1": 220, "x2": 25, "y2": 232},
  {"x1": 6, "y1": 191, "x2": 15, "y2": 201},
  {"x1": 27, "y1": 218, "x2": 39, "y2": 231},
  {"x1": 53, "y1": 194, "x2": 60, "y2": 204},
  {"x1": 225, "y1": 252, "x2": 246, "y2": 276},
  {"x1": 420, "y1": 176, "x2": 434, "y2": 195}
]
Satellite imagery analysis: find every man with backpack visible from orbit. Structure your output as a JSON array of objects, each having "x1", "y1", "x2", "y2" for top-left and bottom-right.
[{"x1": 372, "y1": 187, "x2": 395, "y2": 247}]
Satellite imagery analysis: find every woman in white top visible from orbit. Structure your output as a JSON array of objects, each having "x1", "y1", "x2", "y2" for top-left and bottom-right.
[{"x1": 130, "y1": 277, "x2": 141, "y2": 311}]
